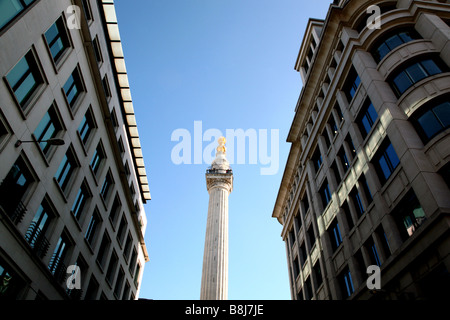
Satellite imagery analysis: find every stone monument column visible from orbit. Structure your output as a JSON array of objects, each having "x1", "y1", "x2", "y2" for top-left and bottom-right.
[{"x1": 200, "y1": 137, "x2": 233, "y2": 300}]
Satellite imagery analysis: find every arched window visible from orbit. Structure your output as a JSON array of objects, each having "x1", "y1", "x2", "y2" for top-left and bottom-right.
[{"x1": 411, "y1": 97, "x2": 450, "y2": 144}]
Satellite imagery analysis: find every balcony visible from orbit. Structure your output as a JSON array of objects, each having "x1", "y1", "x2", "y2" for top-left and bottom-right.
[
  {"x1": 0, "y1": 200, "x2": 27, "y2": 225},
  {"x1": 48, "y1": 254, "x2": 67, "y2": 285},
  {"x1": 25, "y1": 222, "x2": 50, "y2": 259}
]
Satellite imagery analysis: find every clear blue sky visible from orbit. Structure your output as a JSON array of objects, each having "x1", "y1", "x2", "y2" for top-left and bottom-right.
[{"x1": 114, "y1": 0, "x2": 333, "y2": 300}]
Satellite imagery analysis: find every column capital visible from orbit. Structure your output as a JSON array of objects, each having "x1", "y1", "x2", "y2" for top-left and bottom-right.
[{"x1": 206, "y1": 174, "x2": 233, "y2": 193}]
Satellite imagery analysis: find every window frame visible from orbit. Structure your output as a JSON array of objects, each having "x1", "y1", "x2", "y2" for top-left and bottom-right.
[
  {"x1": 373, "y1": 139, "x2": 400, "y2": 184},
  {"x1": 43, "y1": 15, "x2": 73, "y2": 69},
  {"x1": 0, "y1": 0, "x2": 38, "y2": 32},
  {"x1": 62, "y1": 65, "x2": 86, "y2": 115},
  {"x1": 411, "y1": 98, "x2": 450, "y2": 144}
]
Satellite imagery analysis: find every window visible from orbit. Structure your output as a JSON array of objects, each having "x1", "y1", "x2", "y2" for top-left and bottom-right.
[
  {"x1": 292, "y1": 257, "x2": 300, "y2": 279},
  {"x1": 90, "y1": 142, "x2": 106, "y2": 176},
  {"x1": 85, "y1": 208, "x2": 101, "y2": 246},
  {"x1": 411, "y1": 100, "x2": 450, "y2": 144},
  {"x1": 109, "y1": 194, "x2": 121, "y2": 226},
  {"x1": 391, "y1": 58, "x2": 445, "y2": 97},
  {"x1": 129, "y1": 248, "x2": 137, "y2": 275},
  {"x1": 123, "y1": 232, "x2": 133, "y2": 260},
  {"x1": 328, "y1": 218, "x2": 343, "y2": 252},
  {"x1": 6, "y1": 50, "x2": 44, "y2": 109},
  {"x1": 84, "y1": 276, "x2": 99, "y2": 300},
  {"x1": 350, "y1": 187, "x2": 365, "y2": 217},
  {"x1": 100, "y1": 170, "x2": 114, "y2": 201},
  {"x1": 365, "y1": 237, "x2": 382, "y2": 267},
  {"x1": 313, "y1": 261, "x2": 323, "y2": 288},
  {"x1": 25, "y1": 199, "x2": 52, "y2": 258},
  {"x1": 55, "y1": 148, "x2": 78, "y2": 193},
  {"x1": 373, "y1": 139, "x2": 400, "y2": 183},
  {"x1": 63, "y1": 67, "x2": 84, "y2": 109},
  {"x1": 299, "y1": 243, "x2": 308, "y2": 268},
  {"x1": 312, "y1": 147, "x2": 322, "y2": 172},
  {"x1": 78, "y1": 108, "x2": 96, "y2": 146},
  {"x1": 92, "y1": 36, "x2": 103, "y2": 63},
  {"x1": 295, "y1": 211, "x2": 302, "y2": 233},
  {"x1": 392, "y1": 190, "x2": 426, "y2": 240},
  {"x1": 48, "y1": 234, "x2": 71, "y2": 283},
  {"x1": 117, "y1": 215, "x2": 128, "y2": 245},
  {"x1": 44, "y1": 16, "x2": 70, "y2": 64},
  {"x1": 372, "y1": 29, "x2": 421, "y2": 63},
  {"x1": 0, "y1": 0, "x2": 37, "y2": 30},
  {"x1": 359, "y1": 175, "x2": 373, "y2": 204},
  {"x1": 80, "y1": 0, "x2": 92, "y2": 21},
  {"x1": 304, "y1": 276, "x2": 313, "y2": 300},
  {"x1": 319, "y1": 180, "x2": 332, "y2": 209},
  {"x1": 71, "y1": 181, "x2": 90, "y2": 221},
  {"x1": 339, "y1": 267, "x2": 354, "y2": 298},
  {"x1": 122, "y1": 281, "x2": 131, "y2": 300},
  {"x1": 302, "y1": 194, "x2": 310, "y2": 215},
  {"x1": 96, "y1": 232, "x2": 111, "y2": 269},
  {"x1": 343, "y1": 67, "x2": 361, "y2": 102},
  {"x1": 102, "y1": 75, "x2": 111, "y2": 99},
  {"x1": 338, "y1": 146, "x2": 350, "y2": 173},
  {"x1": 114, "y1": 267, "x2": 125, "y2": 298},
  {"x1": 357, "y1": 99, "x2": 378, "y2": 138},
  {"x1": 376, "y1": 226, "x2": 391, "y2": 259},
  {"x1": 133, "y1": 263, "x2": 141, "y2": 286},
  {"x1": 0, "y1": 256, "x2": 27, "y2": 300},
  {"x1": 106, "y1": 251, "x2": 118, "y2": 284},
  {"x1": 342, "y1": 200, "x2": 354, "y2": 230},
  {"x1": 331, "y1": 161, "x2": 342, "y2": 186},
  {"x1": 345, "y1": 134, "x2": 357, "y2": 158},
  {"x1": 307, "y1": 225, "x2": 316, "y2": 250},
  {"x1": 328, "y1": 115, "x2": 338, "y2": 138},
  {"x1": 0, "y1": 156, "x2": 34, "y2": 223},
  {"x1": 33, "y1": 105, "x2": 63, "y2": 156}
]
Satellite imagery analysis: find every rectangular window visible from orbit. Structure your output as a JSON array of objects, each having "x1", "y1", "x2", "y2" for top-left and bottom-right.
[
  {"x1": 85, "y1": 208, "x2": 101, "y2": 246},
  {"x1": 342, "y1": 200, "x2": 354, "y2": 230},
  {"x1": 360, "y1": 175, "x2": 373, "y2": 204},
  {"x1": 48, "y1": 235, "x2": 70, "y2": 283},
  {"x1": 293, "y1": 257, "x2": 300, "y2": 279},
  {"x1": 25, "y1": 199, "x2": 52, "y2": 258},
  {"x1": 0, "y1": 256, "x2": 27, "y2": 299},
  {"x1": 319, "y1": 180, "x2": 332, "y2": 209},
  {"x1": 0, "y1": 0, "x2": 37, "y2": 30},
  {"x1": 343, "y1": 67, "x2": 361, "y2": 102},
  {"x1": 78, "y1": 108, "x2": 96, "y2": 146},
  {"x1": 6, "y1": 50, "x2": 44, "y2": 109},
  {"x1": 55, "y1": 149, "x2": 77, "y2": 193},
  {"x1": 90, "y1": 142, "x2": 106, "y2": 176},
  {"x1": 44, "y1": 16, "x2": 70, "y2": 63},
  {"x1": 114, "y1": 267, "x2": 125, "y2": 298},
  {"x1": 71, "y1": 181, "x2": 90, "y2": 220},
  {"x1": 307, "y1": 225, "x2": 316, "y2": 250},
  {"x1": 96, "y1": 232, "x2": 111, "y2": 269},
  {"x1": 102, "y1": 75, "x2": 111, "y2": 99},
  {"x1": 313, "y1": 261, "x2": 323, "y2": 288},
  {"x1": 365, "y1": 237, "x2": 382, "y2": 267},
  {"x1": 84, "y1": 276, "x2": 99, "y2": 300},
  {"x1": 117, "y1": 215, "x2": 128, "y2": 245},
  {"x1": 123, "y1": 232, "x2": 133, "y2": 260},
  {"x1": 106, "y1": 251, "x2": 118, "y2": 285},
  {"x1": 133, "y1": 263, "x2": 141, "y2": 286},
  {"x1": 0, "y1": 156, "x2": 34, "y2": 223},
  {"x1": 92, "y1": 35, "x2": 103, "y2": 63},
  {"x1": 338, "y1": 146, "x2": 350, "y2": 173},
  {"x1": 328, "y1": 218, "x2": 343, "y2": 252},
  {"x1": 63, "y1": 67, "x2": 84, "y2": 109},
  {"x1": 350, "y1": 187, "x2": 365, "y2": 217},
  {"x1": 374, "y1": 139, "x2": 400, "y2": 183},
  {"x1": 299, "y1": 243, "x2": 308, "y2": 268},
  {"x1": 391, "y1": 58, "x2": 444, "y2": 97},
  {"x1": 109, "y1": 194, "x2": 122, "y2": 226},
  {"x1": 328, "y1": 115, "x2": 338, "y2": 137},
  {"x1": 339, "y1": 267, "x2": 354, "y2": 298},
  {"x1": 392, "y1": 190, "x2": 426, "y2": 240},
  {"x1": 101, "y1": 170, "x2": 114, "y2": 201},
  {"x1": 312, "y1": 147, "x2": 322, "y2": 173},
  {"x1": 33, "y1": 105, "x2": 63, "y2": 156},
  {"x1": 357, "y1": 99, "x2": 378, "y2": 138}
]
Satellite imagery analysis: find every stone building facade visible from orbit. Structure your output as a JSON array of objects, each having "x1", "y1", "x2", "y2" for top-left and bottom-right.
[
  {"x1": 0, "y1": 0, "x2": 151, "y2": 299},
  {"x1": 272, "y1": 0, "x2": 450, "y2": 300}
]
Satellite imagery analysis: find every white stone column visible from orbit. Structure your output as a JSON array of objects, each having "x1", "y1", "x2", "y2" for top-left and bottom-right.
[{"x1": 200, "y1": 137, "x2": 233, "y2": 300}]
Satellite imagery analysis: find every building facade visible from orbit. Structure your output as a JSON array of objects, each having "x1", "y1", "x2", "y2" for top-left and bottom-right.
[
  {"x1": 0, "y1": 0, "x2": 151, "y2": 299},
  {"x1": 272, "y1": 0, "x2": 450, "y2": 300}
]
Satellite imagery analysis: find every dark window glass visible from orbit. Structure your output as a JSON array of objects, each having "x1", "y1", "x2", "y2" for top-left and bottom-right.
[
  {"x1": 55, "y1": 151, "x2": 77, "y2": 192},
  {"x1": 78, "y1": 109, "x2": 95, "y2": 145},
  {"x1": 312, "y1": 147, "x2": 322, "y2": 172},
  {"x1": 351, "y1": 187, "x2": 365, "y2": 217},
  {"x1": 101, "y1": 171, "x2": 114, "y2": 200},
  {"x1": 343, "y1": 67, "x2": 361, "y2": 102},
  {"x1": 320, "y1": 181, "x2": 332, "y2": 209},
  {"x1": 0, "y1": 256, "x2": 27, "y2": 300},
  {"x1": 339, "y1": 267, "x2": 354, "y2": 298},
  {"x1": 372, "y1": 30, "x2": 421, "y2": 63},
  {"x1": 114, "y1": 267, "x2": 125, "y2": 297},
  {"x1": 0, "y1": 157, "x2": 34, "y2": 222},
  {"x1": 313, "y1": 262, "x2": 323, "y2": 287},
  {"x1": 63, "y1": 68, "x2": 83, "y2": 108},
  {"x1": 338, "y1": 147, "x2": 350, "y2": 172},
  {"x1": 391, "y1": 59, "x2": 444, "y2": 97},
  {"x1": 328, "y1": 218, "x2": 343, "y2": 252},
  {"x1": 25, "y1": 200, "x2": 52, "y2": 258},
  {"x1": 366, "y1": 237, "x2": 382, "y2": 267},
  {"x1": 85, "y1": 209, "x2": 100, "y2": 245},
  {"x1": 293, "y1": 257, "x2": 300, "y2": 279},
  {"x1": 374, "y1": 140, "x2": 400, "y2": 183},
  {"x1": 44, "y1": 17, "x2": 70, "y2": 63},
  {"x1": 48, "y1": 235, "x2": 70, "y2": 283},
  {"x1": 90, "y1": 143, "x2": 105, "y2": 176},
  {"x1": 106, "y1": 251, "x2": 118, "y2": 284},
  {"x1": 34, "y1": 106, "x2": 63, "y2": 155},
  {"x1": 6, "y1": 51, "x2": 43, "y2": 108},
  {"x1": 96, "y1": 233, "x2": 111, "y2": 269},
  {"x1": 0, "y1": 0, "x2": 36, "y2": 29},
  {"x1": 413, "y1": 101, "x2": 450, "y2": 143},
  {"x1": 71, "y1": 182, "x2": 89, "y2": 220},
  {"x1": 299, "y1": 243, "x2": 308, "y2": 268},
  {"x1": 357, "y1": 99, "x2": 378, "y2": 138},
  {"x1": 392, "y1": 190, "x2": 426, "y2": 240}
]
